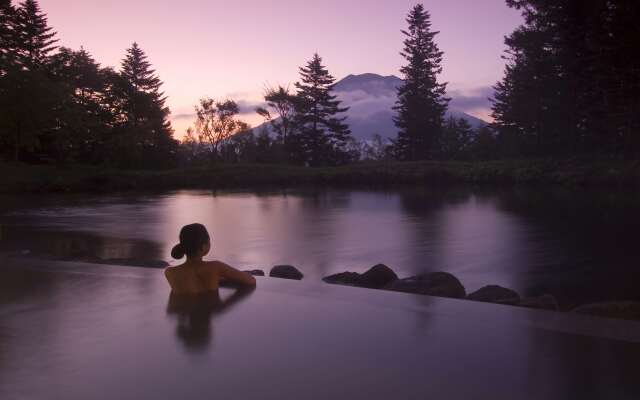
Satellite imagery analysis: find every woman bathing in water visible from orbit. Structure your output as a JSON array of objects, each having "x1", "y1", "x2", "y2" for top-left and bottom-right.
[{"x1": 165, "y1": 223, "x2": 256, "y2": 293}]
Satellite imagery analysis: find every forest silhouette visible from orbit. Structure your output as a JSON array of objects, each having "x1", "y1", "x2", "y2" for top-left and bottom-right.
[{"x1": 1, "y1": 1, "x2": 639, "y2": 170}]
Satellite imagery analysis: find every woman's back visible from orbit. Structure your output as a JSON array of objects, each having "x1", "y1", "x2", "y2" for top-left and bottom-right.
[
  {"x1": 166, "y1": 224, "x2": 256, "y2": 294},
  {"x1": 165, "y1": 260, "x2": 255, "y2": 294},
  {"x1": 165, "y1": 261, "x2": 217, "y2": 294}
]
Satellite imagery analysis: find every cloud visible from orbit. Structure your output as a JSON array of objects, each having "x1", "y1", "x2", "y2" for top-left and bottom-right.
[
  {"x1": 236, "y1": 99, "x2": 267, "y2": 114},
  {"x1": 172, "y1": 84, "x2": 496, "y2": 129},
  {"x1": 335, "y1": 85, "x2": 496, "y2": 119},
  {"x1": 171, "y1": 99, "x2": 266, "y2": 122},
  {"x1": 173, "y1": 112, "x2": 196, "y2": 121},
  {"x1": 448, "y1": 86, "x2": 495, "y2": 112},
  {"x1": 335, "y1": 90, "x2": 396, "y2": 119}
]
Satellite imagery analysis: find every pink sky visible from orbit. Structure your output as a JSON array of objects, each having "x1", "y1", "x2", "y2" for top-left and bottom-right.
[{"x1": 39, "y1": 0, "x2": 522, "y2": 136}]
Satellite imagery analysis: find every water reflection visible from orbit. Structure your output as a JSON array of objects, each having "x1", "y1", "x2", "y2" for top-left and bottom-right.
[
  {"x1": 166, "y1": 287, "x2": 254, "y2": 351},
  {"x1": 0, "y1": 226, "x2": 165, "y2": 266},
  {"x1": 523, "y1": 324, "x2": 640, "y2": 398},
  {"x1": 492, "y1": 187, "x2": 640, "y2": 307}
]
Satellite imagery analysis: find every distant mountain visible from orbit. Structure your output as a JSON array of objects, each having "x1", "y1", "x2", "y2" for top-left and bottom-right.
[
  {"x1": 333, "y1": 73, "x2": 403, "y2": 96},
  {"x1": 254, "y1": 73, "x2": 488, "y2": 141}
]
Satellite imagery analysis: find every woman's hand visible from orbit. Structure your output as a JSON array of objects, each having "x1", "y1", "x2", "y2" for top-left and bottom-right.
[{"x1": 215, "y1": 261, "x2": 257, "y2": 287}]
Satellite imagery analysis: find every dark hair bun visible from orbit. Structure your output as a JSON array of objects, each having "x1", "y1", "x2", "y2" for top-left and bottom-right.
[
  {"x1": 171, "y1": 243, "x2": 185, "y2": 259},
  {"x1": 173, "y1": 223, "x2": 211, "y2": 259}
]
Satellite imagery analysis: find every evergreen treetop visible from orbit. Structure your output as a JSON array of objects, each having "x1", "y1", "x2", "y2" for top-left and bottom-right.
[
  {"x1": 492, "y1": 0, "x2": 640, "y2": 157},
  {"x1": 121, "y1": 42, "x2": 162, "y2": 95},
  {"x1": 13, "y1": 0, "x2": 57, "y2": 70},
  {"x1": 119, "y1": 42, "x2": 170, "y2": 120},
  {"x1": 294, "y1": 53, "x2": 351, "y2": 165},
  {"x1": 393, "y1": 3, "x2": 449, "y2": 161},
  {"x1": 0, "y1": 0, "x2": 15, "y2": 73},
  {"x1": 295, "y1": 53, "x2": 349, "y2": 125}
]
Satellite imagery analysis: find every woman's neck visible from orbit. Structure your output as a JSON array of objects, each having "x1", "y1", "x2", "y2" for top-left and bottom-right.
[{"x1": 184, "y1": 256, "x2": 203, "y2": 264}]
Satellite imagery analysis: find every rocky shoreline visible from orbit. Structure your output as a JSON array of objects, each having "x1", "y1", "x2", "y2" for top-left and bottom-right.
[
  {"x1": 12, "y1": 252, "x2": 639, "y2": 322},
  {"x1": 322, "y1": 264, "x2": 559, "y2": 310},
  {"x1": 244, "y1": 263, "x2": 639, "y2": 322}
]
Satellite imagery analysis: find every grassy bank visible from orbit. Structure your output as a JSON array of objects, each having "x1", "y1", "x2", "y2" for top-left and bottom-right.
[{"x1": 2, "y1": 159, "x2": 640, "y2": 193}]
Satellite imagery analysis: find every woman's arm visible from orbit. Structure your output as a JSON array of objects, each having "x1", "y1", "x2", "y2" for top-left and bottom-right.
[{"x1": 214, "y1": 261, "x2": 257, "y2": 287}]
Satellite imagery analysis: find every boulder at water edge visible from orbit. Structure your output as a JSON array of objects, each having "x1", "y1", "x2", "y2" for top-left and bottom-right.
[
  {"x1": 323, "y1": 264, "x2": 398, "y2": 289},
  {"x1": 572, "y1": 302, "x2": 640, "y2": 321},
  {"x1": 386, "y1": 272, "x2": 466, "y2": 299},
  {"x1": 467, "y1": 285, "x2": 521, "y2": 305},
  {"x1": 360, "y1": 264, "x2": 398, "y2": 288},
  {"x1": 269, "y1": 265, "x2": 304, "y2": 280},
  {"x1": 322, "y1": 272, "x2": 364, "y2": 286}
]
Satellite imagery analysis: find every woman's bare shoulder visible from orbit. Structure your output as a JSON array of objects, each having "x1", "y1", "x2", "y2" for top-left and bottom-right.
[
  {"x1": 203, "y1": 260, "x2": 230, "y2": 270},
  {"x1": 202, "y1": 260, "x2": 242, "y2": 278}
]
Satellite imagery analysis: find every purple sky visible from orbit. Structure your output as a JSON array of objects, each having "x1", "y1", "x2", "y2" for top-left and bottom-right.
[{"x1": 39, "y1": 0, "x2": 522, "y2": 135}]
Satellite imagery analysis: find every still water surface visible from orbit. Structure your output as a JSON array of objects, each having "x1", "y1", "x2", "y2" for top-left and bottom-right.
[
  {"x1": 3, "y1": 262, "x2": 639, "y2": 400},
  {"x1": 1, "y1": 187, "x2": 639, "y2": 307}
]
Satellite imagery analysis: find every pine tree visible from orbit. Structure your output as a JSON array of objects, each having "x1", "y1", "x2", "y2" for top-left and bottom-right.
[
  {"x1": 0, "y1": 0, "x2": 16, "y2": 154},
  {"x1": 121, "y1": 42, "x2": 162, "y2": 93},
  {"x1": 119, "y1": 42, "x2": 169, "y2": 126},
  {"x1": 48, "y1": 47, "x2": 113, "y2": 162},
  {"x1": 0, "y1": 0, "x2": 63, "y2": 161},
  {"x1": 13, "y1": 0, "x2": 57, "y2": 70},
  {"x1": 294, "y1": 53, "x2": 351, "y2": 166},
  {"x1": 51, "y1": 47, "x2": 104, "y2": 101},
  {"x1": 491, "y1": 4, "x2": 574, "y2": 157},
  {"x1": 0, "y1": 0, "x2": 16, "y2": 74},
  {"x1": 589, "y1": 1, "x2": 640, "y2": 155},
  {"x1": 493, "y1": 1, "x2": 640, "y2": 157},
  {"x1": 116, "y1": 42, "x2": 175, "y2": 167},
  {"x1": 393, "y1": 4, "x2": 449, "y2": 161}
]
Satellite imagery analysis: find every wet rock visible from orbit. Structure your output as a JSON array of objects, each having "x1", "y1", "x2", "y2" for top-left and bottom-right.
[
  {"x1": 467, "y1": 285, "x2": 521, "y2": 305},
  {"x1": 386, "y1": 272, "x2": 466, "y2": 299},
  {"x1": 243, "y1": 269, "x2": 265, "y2": 276},
  {"x1": 269, "y1": 265, "x2": 304, "y2": 280},
  {"x1": 323, "y1": 264, "x2": 398, "y2": 289},
  {"x1": 323, "y1": 272, "x2": 364, "y2": 286},
  {"x1": 360, "y1": 264, "x2": 398, "y2": 288},
  {"x1": 572, "y1": 302, "x2": 640, "y2": 321},
  {"x1": 519, "y1": 294, "x2": 559, "y2": 311}
]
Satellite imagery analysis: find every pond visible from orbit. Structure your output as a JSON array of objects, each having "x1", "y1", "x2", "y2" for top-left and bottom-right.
[{"x1": 1, "y1": 186, "x2": 639, "y2": 308}]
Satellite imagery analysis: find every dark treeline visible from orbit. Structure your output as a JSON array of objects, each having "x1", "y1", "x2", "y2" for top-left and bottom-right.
[
  {"x1": 1, "y1": 1, "x2": 639, "y2": 171},
  {"x1": 492, "y1": 0, "x2": 640, "y2": 158},
  {"x1": 0, "y1": 0, "x2": 177, "y2": 168}
]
